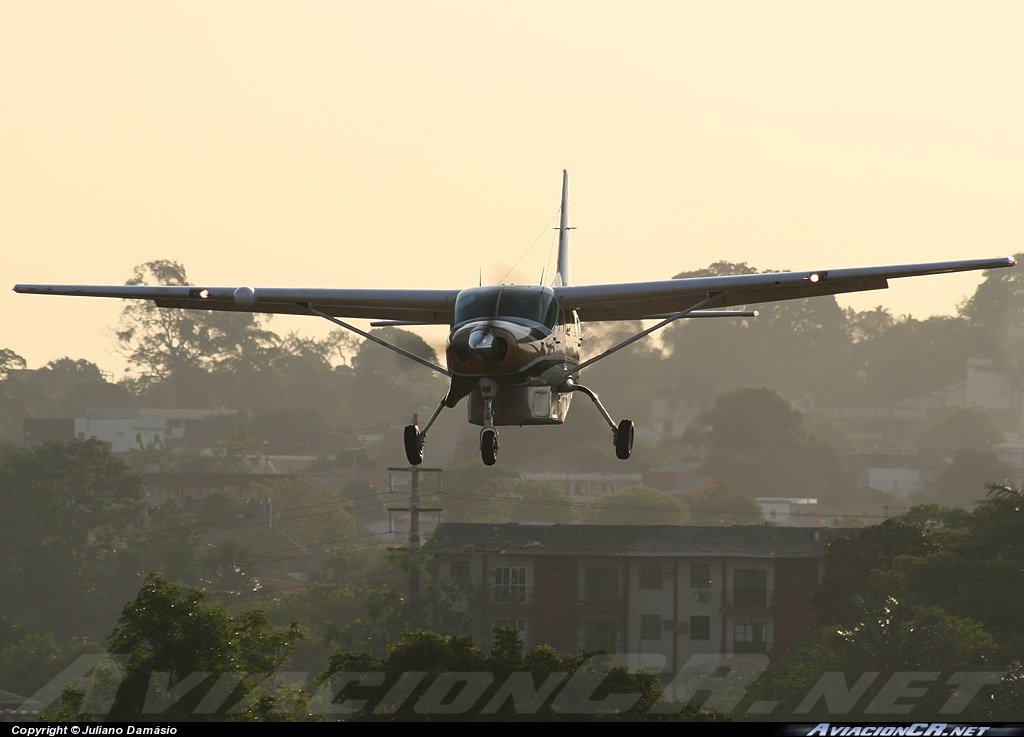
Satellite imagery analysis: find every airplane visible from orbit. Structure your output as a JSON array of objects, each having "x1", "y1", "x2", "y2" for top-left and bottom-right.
[{"x1": 13, "y1": 171, "x2": 1017, "y2": 466}]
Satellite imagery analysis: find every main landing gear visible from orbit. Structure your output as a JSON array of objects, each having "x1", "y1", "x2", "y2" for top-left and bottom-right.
[
  {"x1": 403, "y1": 424, "x2": 425, "y2": 465},
  {"x1": 615, "y1": 418, "x2": 635, "y2": 460},
  {"x1": 404, "y1": 379, "x2": 632, "y2": 466},
  {"x1": 565, "y1": 380, "x2": 634, "y2": 460}
]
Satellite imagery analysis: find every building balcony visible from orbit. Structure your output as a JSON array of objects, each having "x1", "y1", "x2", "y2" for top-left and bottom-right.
[
  {"x1": 720, "y1": 588, "x2": 775, "y2": 610},
  {"x1": 489, "y1": 585, "x2": 534, "y2": 605}
]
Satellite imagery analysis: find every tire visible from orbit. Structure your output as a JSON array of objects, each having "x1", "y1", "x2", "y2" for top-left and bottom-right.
[
  {"x1": 615, "y1": 419, "x2": 634, "y2": 460},
  {"x1": 480, "y1": 428, "x2": 498, "y2": 466},
  {"x1": 404, "y1": 424, "x2": 424, "y2": 465}
]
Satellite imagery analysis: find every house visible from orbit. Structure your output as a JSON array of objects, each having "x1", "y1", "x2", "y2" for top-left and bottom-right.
[
  {"x1": 521, "y1": 471, "x2": 643, "y2": 503},
  {"x1": 428, "y1": 522, "x2": 856, "y2": 674},
  {"x1": 754, "y1": 497, "x2": 821, "y2": 526},
  {"x1": 23, "y1": 408, "x2": 217, "y2": 454},
  {"x1": 854, "y1": 452, "x2": 949, "y2": 497}
]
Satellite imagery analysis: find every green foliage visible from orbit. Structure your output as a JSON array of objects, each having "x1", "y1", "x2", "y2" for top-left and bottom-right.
[
  {"x1": 810, "y1": 515, "x2": 937, "y2": 627},
  {"x1": 687, "y1": 387, "x2": 859, "y2": 506},
  {"x1": 316, "y1": 629, "x2": 720, "y2": 721},
  {"x1": 116, "y1": 260, "x2": 278, "y2": 391},
  {"x1": 0, "y1": 438, "x2": 147, "y2": 640},
  {"x1": 101, "y1": 573, "x2": 304, "y2": 720},
  {"x1": 913, "y1": 450, "x2": 1015, "y2": 509},
  {"x1": 915, "y1": 408, "x2": 1006, "y2": 454},
  {"x1": 688, "y1": 482, "x2": 763, "y2": 525},
  {"x1": 0, "y1": 348, "x2": 28, "y2": 378},
  {"x1": 587, "y1": 485, "x2": 691, "y2": 525},
  {"x1": 436, "y1": 471, "x2": 578, "y2": 523},
  {"x1": 757, "y1": 601, "x2": 995, "y2": 719},
  {"x1": 773, "y1": 494, "x2": 1024, "y2": 718}
]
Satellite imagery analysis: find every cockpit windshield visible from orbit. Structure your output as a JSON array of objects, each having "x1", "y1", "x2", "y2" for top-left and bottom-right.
[{"x1": 453, "y1": 286, "x2": 560, "y2": 329}]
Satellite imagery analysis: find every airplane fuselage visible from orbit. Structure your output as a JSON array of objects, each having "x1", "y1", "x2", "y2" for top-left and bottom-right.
[{"x1": 445, "y1": 284, "x2": 581, "y2": 426}]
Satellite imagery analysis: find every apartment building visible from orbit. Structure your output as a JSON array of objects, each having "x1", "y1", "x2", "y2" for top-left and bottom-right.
[{"x1": 428, "y1": 522, "x2": 855, "y2": 674}]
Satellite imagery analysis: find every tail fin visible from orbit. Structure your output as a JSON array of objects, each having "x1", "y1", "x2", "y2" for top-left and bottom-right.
[{"x1": 554, "y1": 169, "x2": 572, "y2": 287}]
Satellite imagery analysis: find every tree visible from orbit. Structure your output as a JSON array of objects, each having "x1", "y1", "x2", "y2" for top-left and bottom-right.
[
  {"x1": 915, "y1": 408, "x2": 1006, "y2": 455},
  {"x1": 900, "y1": 484, "x2": 1024, "y2": 643},
  {"x1": 688, "y1": 482, "x2": 763, "y2": 525},
  {"x1": 0, "y1": 348, "x2": 28, "y2": 378},
  {"x1": 250, "y1": 476, "x2": 367, "y2": 553},
  {"x1": 588, "y1": 485, "x2": 691, "y2": 525},
  {"x1": 315, "y1": 629, "x2": 719, "y2": 721},
  {"x1": 848, "y1": 315, "x2": 973, "y2": 403},
  {"x1": 914, "y1": 451, "x2": 1015, "y2": 509},
  {"x1": 97, "y1": 573, "x2": 304, "y2": 721},
  {"x1": 958, "y1": 251, "x2": 1024, "y2": 363},
  {"x1": 348, "y1": 327, "x2": 447, "y2": 425},
  {"x1": 809, "y1": 514, "x2": 938, "y2": 628},
  {"x1": 115, "y1": 260, "x2": 277, "y2": 404},
  {"x1": 429, "y1": 461, "x2": 521, "y2": 522},
  {"x1": 757, "y1": 599, "x2": 996, "y2": 720},
  {"x1": 687, "y1": 387, "x2": 859, "y2": 507},
  {"x1": 0, "y1": 439, "x2": 146, "y2": 640}
]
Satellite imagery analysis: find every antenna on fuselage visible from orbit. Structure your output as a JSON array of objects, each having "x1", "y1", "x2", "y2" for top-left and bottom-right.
[{"x1": 553, "y1": 169, "x2": 573, "y2": 287}]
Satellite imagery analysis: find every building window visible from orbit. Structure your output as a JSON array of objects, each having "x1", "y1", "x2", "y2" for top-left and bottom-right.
[
  {"x1": 640, "y1": 614, "x2": 662, "y2": 640},
  {"x1": 690, "y1": 615, "x2": 711, "y2": 640},
  {"x1": 734, "y1": 569, "x2": 768, "y2": 607},
  {"x1": 640, "y1": 563, "x2": 663, "y2": 589},
  {"x1": 583, "y1": 618, "x2": 620, "y2": 652},
  {"x1": 733, "y1": 621, "x2": 767, "y2": 654},
  {"x1": 690, "y1": 562, "x2": 711, "y2": 589},
  {"x1": 450, "y1": 561, "x2": 470, "y2": 580},
  {"x1": 492, "y1": 566, "x2": 527, "y2": 603},
  {"x1": 583, "y1": 567, "x2": 620, "y2": 606},
  {"x1": 494, "y1": 617, "x2": 527, "y2": 640}
]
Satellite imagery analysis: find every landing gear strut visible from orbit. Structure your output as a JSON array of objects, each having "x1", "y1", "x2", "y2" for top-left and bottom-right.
[
  {"x1": 479, "y1": 381, "x2": 499, "y2": 465},
  {"x1": 402, "y1": 396, "x2": 449, "y2": 466},
  {"x1": 564, "y1": 380, "x2": 634, "y2": 460}
]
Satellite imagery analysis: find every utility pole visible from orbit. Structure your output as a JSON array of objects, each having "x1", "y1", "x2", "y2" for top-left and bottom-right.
[{"x1": 387, "y1": 414, "x2": 442, "y2": 629}]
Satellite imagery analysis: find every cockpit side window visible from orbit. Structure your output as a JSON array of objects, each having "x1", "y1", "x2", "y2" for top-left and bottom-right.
[{"x1": 453, "y1": 288, "x2": 500, "y2": 324}]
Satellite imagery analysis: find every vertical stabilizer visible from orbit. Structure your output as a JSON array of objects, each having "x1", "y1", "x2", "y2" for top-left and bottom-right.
[{"x1": 554, "y1": 169, "x2": 571, "y2": 287}]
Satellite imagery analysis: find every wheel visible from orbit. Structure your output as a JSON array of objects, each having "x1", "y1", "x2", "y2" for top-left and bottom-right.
[
  {"x1": 615, "y1": 419, "x2": 634, "y2": 460},
  {"x1": 404, "y1": 424, "x2": 424, "y2": 465},
  {"x1": 480, "y1": 428, "x2": 498, "y2": 466}
]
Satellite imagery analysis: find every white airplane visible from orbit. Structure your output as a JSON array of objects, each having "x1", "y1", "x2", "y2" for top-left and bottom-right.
[{"x1": 14, "y1": 171, "x2": 1016, "y2": 466}]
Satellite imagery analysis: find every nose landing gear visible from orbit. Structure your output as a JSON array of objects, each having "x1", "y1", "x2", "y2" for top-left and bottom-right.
[
  {"x1": 478, "y1": 381, "x2": 499, "y2": 465},
  {"x1": 480, "y1": 427, "x2": 499, "y2": 466}
]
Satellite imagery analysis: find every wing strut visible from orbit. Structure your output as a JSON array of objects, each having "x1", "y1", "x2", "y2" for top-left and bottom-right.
[
  {"x1": 303, "y1": 302, "x2": 451, "y2": 377},
  {"x1": 565, "y1": 294, "x2": 716, "y2": 377}
]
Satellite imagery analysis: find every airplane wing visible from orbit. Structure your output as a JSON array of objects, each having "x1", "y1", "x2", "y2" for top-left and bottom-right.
[
  {"x1": 555, "y1": 256, "x2": 1016, "y2": 322},
  {"x1": 13, "y1": 256, "x2": 1015, "y2": 325},
  {"x1": 11, "y1": 284, "x2": 462, "y2": 325}
]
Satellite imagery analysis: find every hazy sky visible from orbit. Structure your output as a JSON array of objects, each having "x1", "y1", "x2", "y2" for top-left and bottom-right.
[{"x1": 4, "y1": 1, "x2": 1022, "y2": 375}]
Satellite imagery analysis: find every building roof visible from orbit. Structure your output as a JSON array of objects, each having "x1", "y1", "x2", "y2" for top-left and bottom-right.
[{"x1": 429, "y1": 522, "x2": 857, "y2": 559}]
